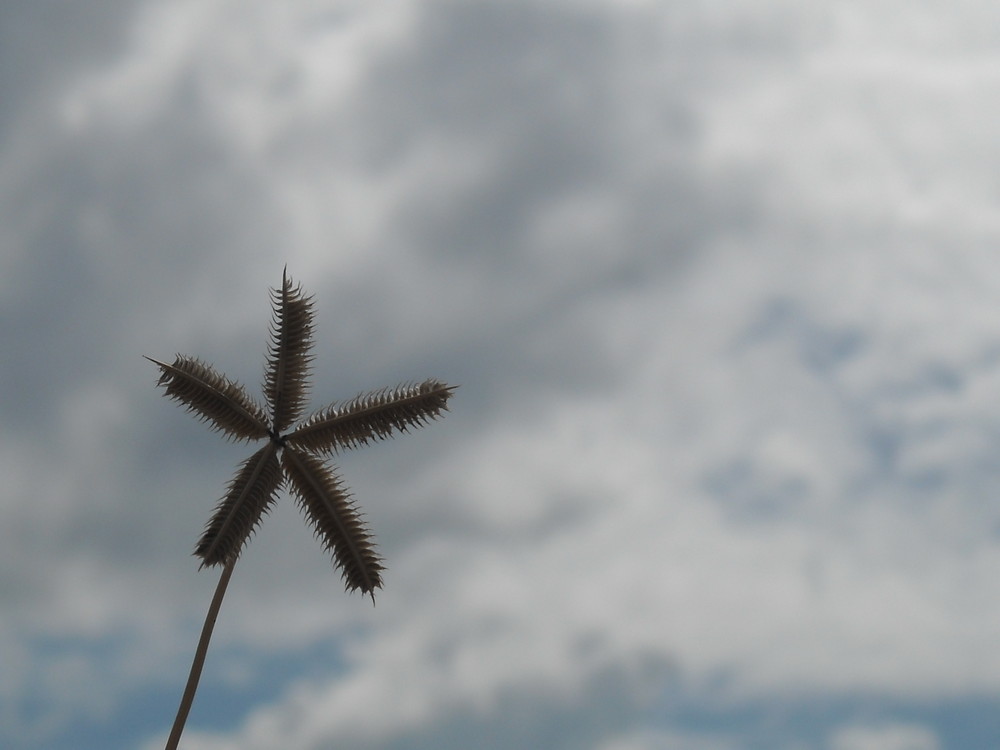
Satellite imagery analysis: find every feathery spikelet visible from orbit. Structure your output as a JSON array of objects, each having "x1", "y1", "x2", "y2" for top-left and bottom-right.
[
  {"x1": 281, "y1": 447, "x2": 384, "y2": 597},
  {"x1": 146, "y1": 355, "x2": 270, "y2": 441},
  {"x1": 285, "y1": 380, "x2": 455, "y2": 454},
  {"x1": 263, "y1": 269, "x2": 314, "y2": 433},
  {"x1": 196, "y1": 442, "x2": 284, "y2": 567}
]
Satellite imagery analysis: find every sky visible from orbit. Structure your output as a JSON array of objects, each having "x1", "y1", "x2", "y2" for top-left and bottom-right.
[{"x1": 2, "y1": 1, "x2": 1000, "y2": 749}]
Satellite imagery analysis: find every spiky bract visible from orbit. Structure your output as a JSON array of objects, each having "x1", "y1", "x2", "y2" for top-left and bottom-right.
[
  {"x1": 285, "y1": 380, "x2": 455, "y2": 454},
  {"x1": 282, "y1": 447, "x2": 384, "y2": 595},
  {"x1": 196, "y1": 443, "x2": 283, "y2": 567},
  {"x1": 146, "y1": 355, "x2": 270, "y2": 441},
  {"x1": 264, "y1": 270, "x2": 314, "y2": 434}
]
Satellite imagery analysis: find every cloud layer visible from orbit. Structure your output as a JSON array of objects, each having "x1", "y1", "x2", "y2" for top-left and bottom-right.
[{"x1": 2, "y1": 1, "x2": 999, "y2": 749}]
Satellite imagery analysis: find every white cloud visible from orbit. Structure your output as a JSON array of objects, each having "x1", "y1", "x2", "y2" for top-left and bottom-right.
[
  {"x1": 598, "y1": 729, "x2": 734, "y2": 750},
  {"x1": 139, "y1": 235, "x2": 1000, "y2": 744},
  {"x1": 830, "y1": 722, "x2": 940, "y2": 750},
  {"x1": 4, "y1": 1, "x2": 1000, "y2": 749}
]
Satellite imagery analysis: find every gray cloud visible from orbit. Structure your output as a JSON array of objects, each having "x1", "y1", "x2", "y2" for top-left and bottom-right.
[{"x1": 2, "y1": 1, "x2": 1000, "y2": 749}]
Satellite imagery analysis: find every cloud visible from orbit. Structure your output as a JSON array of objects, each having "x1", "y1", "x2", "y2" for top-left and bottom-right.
[
  {"x1": 830, "y1": 722, "x2": 940, "y2": 750},
  {"x1": 3, "y1": 0, "x2": 1000, "y2": 749}
]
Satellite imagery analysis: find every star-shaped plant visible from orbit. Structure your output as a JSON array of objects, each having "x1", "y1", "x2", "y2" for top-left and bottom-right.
[{"x1": 147, "y1": 269, "x2": 455, "y2": 749}]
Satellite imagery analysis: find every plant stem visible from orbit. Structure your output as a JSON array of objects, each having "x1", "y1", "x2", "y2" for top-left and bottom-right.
[{"x1": 165, "y1": 559, "x2": 236, "y2": 750}]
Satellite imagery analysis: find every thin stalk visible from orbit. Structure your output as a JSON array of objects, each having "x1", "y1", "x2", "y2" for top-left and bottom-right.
[{"x1": 165, "y1": 559, "x2": 236, "y2": 750}]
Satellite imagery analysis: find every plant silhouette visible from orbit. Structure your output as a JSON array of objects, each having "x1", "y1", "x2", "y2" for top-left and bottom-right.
[{"x1": 147, "y1": 269, "x2": 455, "y2": 749}]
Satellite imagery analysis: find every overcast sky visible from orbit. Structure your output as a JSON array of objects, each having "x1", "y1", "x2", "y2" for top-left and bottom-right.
[{"x1": 3, "y1": 1, "x2": 1000, "y2": 749}]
